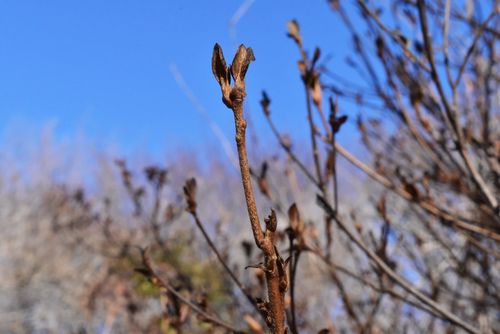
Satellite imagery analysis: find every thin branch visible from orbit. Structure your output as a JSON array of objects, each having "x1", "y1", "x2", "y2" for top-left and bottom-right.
[
  {"x1": 139, "y1": 250, "x2": 244, "y2": 333},
  {"x1": 190, "y1": 209, "x2": 260, "y2": 313},
  {"x1": 443, "y1": 0, "x2": 453, "y2": 88},
  {"x1": 308, "y1": 248, "x2": 454, "y2": 322},
  {"x1": 288, "y1": 247, "x2": 300, "y2": 334},
  {"x1": 454, "y1": 10, "x2": 498, "y2": 87},
  {"x1": 357, "y1": 0, "x2": 431, "y2": 73}
]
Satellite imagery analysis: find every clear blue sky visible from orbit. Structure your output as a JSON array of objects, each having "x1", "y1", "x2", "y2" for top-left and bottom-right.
[{"x1": 0, "y1": 1, "x2": 360, "y2": 159}]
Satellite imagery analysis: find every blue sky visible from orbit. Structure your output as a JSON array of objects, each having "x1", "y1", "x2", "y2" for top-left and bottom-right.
[{"x1": 0, "y1": 1, "x2": 361, "y2": 160}]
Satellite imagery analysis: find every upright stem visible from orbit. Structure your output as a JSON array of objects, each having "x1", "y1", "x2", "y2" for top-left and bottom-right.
[
  {"x1": 305, "y1": 82, "x2": 324, "y2": 194},
  {"x1": 233, "y1": 101, "x2": 286, "y2": 334},
  {"x1": 212, "y1": 43, "x2": 287, "y2": 333},
  {"x1": 232, "y1": 103, "x2": 266, "y2": 249},
  {"x1": 289, "y1": 250, "x2": 300, "y2": 334}
]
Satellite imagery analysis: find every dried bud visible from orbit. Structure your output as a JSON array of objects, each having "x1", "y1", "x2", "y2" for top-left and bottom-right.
[
  {"x1": 212, "y1": 43, "x2": 255, "y2": 109},
  {"x1": 397, "y1": 33, "x2": 408, "y2": 47},
  {"x1": 257, "y1": 162, "x2": 270, "y2": 198},
  {"x1": 144, "y1": 166, "x2": 157, "y2": 181},
  {"x1": 183, "y1": 178, "x2": 197, "y2": 214},
  {"x1": 288, "y1": 203, "x2": 303, "y2": 236},
  {"x1": 375, "y1": 35, "x2": 384, "y2": 58},
  {"x1": 265, "y1": 209, "x2": 278, "y2": 232},
  {"x1": 275, "y1": 246, "x2": 288, "y2": 292},
  {"x1": 409, "y1": 81, "x2": 423, "y2": 106},
  {"x1": 231, "y1": 44, "x2": 255, "y2": 88},
  {"x1": 403, "y1": 8, "x2": 417, "y2": 25},
  {"x1": 212, "y1": 43, "x2": 232, "y2": 108},
  {"x1": 402, "y1": 178, "x2": 419, "y2": 200},
  {"x1": 260, "y1": 91, "x2": 271, "y2": 116},
  {"x1": 212, "y1": 43, "x2": 230, "y2": 87},
  {"x1": 312, "y1": 47, "x2": 321, "y2": 65},
  {"x1": 260, "y1": 161, "x2": 268, "y2": 179},
  {"x1": 241, "y1": 240, "x2": 253, "y2": 258},
  {"x1": 414, "y1": 40, "x2": 424, "y2": 54},
  {"x1": 287, "y1": 19, "x2": 302, "y2": 46},
  {"x1": 330, "y1": 114, "x2": 348, "y2": 134}
]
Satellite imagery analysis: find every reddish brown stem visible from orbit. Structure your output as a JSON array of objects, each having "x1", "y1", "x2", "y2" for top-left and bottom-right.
[
  {"x1": 233, "y1": 101, "x2": 286, "y2": 334},
  {"x1": 212, "y1": 43, "x2": 287, "y2": 334}
]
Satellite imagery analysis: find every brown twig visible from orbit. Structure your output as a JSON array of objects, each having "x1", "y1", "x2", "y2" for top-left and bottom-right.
[
  {"x1": 453, "y1": 9, "x2": 498, "y2": 88},
  {"x1": 212, "y1": 43, "x2": 287, "y2": 334},
  {"x1": 182, "y1": 178, "x2": 265, "y2": 319},
  {"x1": 309, "y1": 249, "x2": 453, "y2": 323}
]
